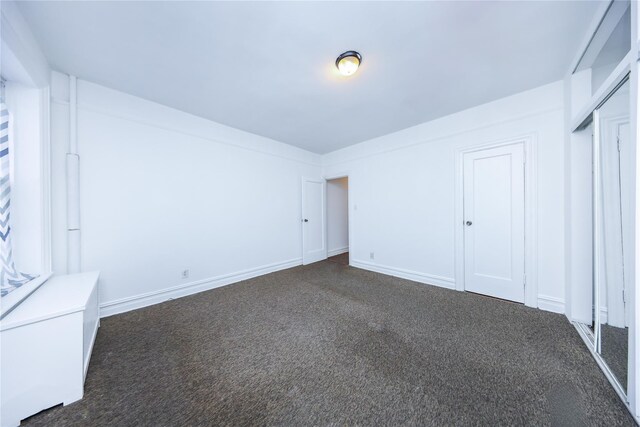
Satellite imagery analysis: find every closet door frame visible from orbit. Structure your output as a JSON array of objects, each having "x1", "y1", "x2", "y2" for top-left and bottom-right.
[
  {"x1": 574, "y1": 76, "x2": 633, "y2": 409},
  {"x1": 568, "y1": 1, "x2": 638, "y2": 421}
]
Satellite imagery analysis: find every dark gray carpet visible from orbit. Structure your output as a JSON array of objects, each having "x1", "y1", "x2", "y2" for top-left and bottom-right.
[
  {"x1": 24, "y1": 260, "x2": 635, "y2": 426},
  {"x1": 327, "y1": 251, "x2": 349, "y2": 266}
]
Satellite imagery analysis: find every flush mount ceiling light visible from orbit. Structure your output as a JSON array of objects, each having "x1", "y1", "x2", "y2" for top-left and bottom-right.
[{"x1": 336, "y1": 51, "x2": 362, "y2": 76}]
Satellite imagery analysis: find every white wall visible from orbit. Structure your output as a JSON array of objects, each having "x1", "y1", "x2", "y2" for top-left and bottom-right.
[
  {"x1": 569, "y1": 121, "x2": 593, "y2": 323},
  {"x1": 326, "y1": 177, "x2": 348, "y2": 256},
  {"x1": 323, "y1": 81, "x2": 566, "y2": 312},
  {"x1": 50, "y1": 72, "x2": 322, "y2": 316},
  {"x1": 0, "y1": 1, "x2": 50, "y2": 88},
  {"x1": 48, "y1": 73, "x2": 568, "y2": 315}
]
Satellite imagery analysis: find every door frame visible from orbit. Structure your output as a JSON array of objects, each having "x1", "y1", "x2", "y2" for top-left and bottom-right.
[
  {"x1": 324, "y1": 172, "x2": 351, "y2": 266},
  {"x1": 454, "y1": 135, "x2": 538, "y2": 308},
  {"x1": 301, "y1": 176, "x2": 327, "y2": 265}
]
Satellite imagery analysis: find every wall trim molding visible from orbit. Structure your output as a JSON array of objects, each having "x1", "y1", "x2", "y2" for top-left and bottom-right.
[
  {"x1": 323, "y1": 105, "x2": 562, "y2": 167},
  {"x1": 328, "y1": 247, "x2": 349, "y2": 257},
  {"x1": 99, "y1": 258, "x2": 302, "y2": 318},
  {"x1": 50, "y1": 75, "x2": 321, "y2": 169},
  {"x1": 82, "y1": 101, "x2": 322, "y2": 167},
  {"x1": 350, "y1": 259, "x2": 456, "y2": 290},
  {"x1": 537, "y1": 294, "x2": 565, "y2": 314},
  {"x1": 51, "y1": 98, "x2": 321, "y2": 168}
]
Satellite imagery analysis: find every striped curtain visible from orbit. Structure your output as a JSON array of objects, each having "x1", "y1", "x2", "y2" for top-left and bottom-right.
[{"x1": 0, "y1": 102, "x2": 35, "y2": 297}]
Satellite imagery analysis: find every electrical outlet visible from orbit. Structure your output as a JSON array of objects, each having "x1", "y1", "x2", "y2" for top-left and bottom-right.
[
  {"x1": 181, "y1": 269, "x2": 190, "y2": 279},
  {"x1": 370, "y1": 252, "x2": 375, "y2": 260}
]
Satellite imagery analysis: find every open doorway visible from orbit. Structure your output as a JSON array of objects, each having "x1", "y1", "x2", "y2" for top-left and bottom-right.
[{"x1": 326, "y1": 177, "x2": 349, "y2": 266}]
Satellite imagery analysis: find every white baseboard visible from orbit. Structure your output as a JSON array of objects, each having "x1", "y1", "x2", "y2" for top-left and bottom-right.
[
  {"x1": 328, "y1": 247, "x2": 349, "y2": 257},
  {"x1": 350, "y1": 260, "x2": 456, "y2": 290},
  {"x1": 599, "y1": 307, "x2": 608, "y2": 324},
  {"x1": 100, "y1": 256, "x2": 570, "y2": 320},
  {"x1": 537, "y1": 294, "x2": 565, "y2": 314},
  {"x1": 99, "y1": 258, "x2": 302, "y2": 318},
  {"x1": 352, "y1": 261, "x2": 565, "y2": 315}
]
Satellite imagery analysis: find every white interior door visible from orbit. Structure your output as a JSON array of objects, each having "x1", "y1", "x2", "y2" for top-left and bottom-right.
[
  {"x1": 302, "y1": 178, "x2": 327, "y2": 265},
  {"x1": 463, "y1": 143, "x2": 525, "y2": 303}
]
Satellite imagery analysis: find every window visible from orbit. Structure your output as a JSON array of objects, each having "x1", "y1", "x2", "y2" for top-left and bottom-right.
[{"x1": 0, "y1": 80, "x2": 51, "y2": 318}]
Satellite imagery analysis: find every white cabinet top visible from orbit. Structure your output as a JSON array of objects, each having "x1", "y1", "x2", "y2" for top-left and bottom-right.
[{"x1": 0, "y1": 271, "x2": 99, "y2": 331}]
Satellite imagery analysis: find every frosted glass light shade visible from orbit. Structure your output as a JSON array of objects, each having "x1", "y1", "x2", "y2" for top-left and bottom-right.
[{"x1": 336, "y1": 51, "x2": 361, "y2": 76}]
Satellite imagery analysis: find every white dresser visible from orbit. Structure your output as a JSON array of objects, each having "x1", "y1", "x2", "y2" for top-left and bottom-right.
[{"x1": 0, "y1": 271, "x2": 100, "y2": 427}]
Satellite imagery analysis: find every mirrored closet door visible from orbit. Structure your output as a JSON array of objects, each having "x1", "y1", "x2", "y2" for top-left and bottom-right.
[
  {"x1": 595, "y1": 78, "x2": 632, "y2": 393},
  {"x1": 572, "y1": 75, "x2": 634, "y2": 401},
  {"x1": 573, "y1": 76, "x2": 633, "y2": 401},
  {"x1": 569, "y1": 0, "x2": 637, "y2": 417}
]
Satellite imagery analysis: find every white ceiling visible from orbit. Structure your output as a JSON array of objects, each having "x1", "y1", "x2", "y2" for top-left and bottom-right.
[{"x1": 18, "y1": 1, "x2": 601, "y2": 154}]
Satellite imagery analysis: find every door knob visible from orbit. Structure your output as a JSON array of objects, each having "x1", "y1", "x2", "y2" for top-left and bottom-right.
[
  {"x1": 466, "y1": 221, "x2": 472, "y2": 226},
  {"x1": 303, "y1": 219, "x2": 309, "y2": 222}
]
